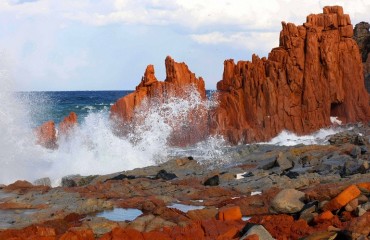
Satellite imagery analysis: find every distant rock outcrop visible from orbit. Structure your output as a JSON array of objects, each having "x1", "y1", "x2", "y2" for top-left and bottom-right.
[
  {"x1": 354, "y1": 22, "x2": 370, "y2": 92},
  {"x1": 35, "y1": 112, "x2": 78, "y2": 148},
  {"x1": 35, "y1": 121, "x2": 57, "y2": 149},
  {"x1": 111, "y1": 56, "x2": 207, "y2": 146},
  {"x1": 59, "y1": 112, "x2": 78, "y2": 135},
  {"x1": 210, "y1": 6, "x2": 370, "y2": 144}
]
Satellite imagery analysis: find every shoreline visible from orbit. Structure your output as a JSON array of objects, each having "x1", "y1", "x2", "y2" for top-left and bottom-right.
[{"x1": 0, "y1": 123, "x2": 369, "y2": 239}]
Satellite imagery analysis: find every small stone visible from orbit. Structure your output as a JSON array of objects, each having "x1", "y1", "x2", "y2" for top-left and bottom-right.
[
  {"x1": 276, "y1": 152, "x2": 293, "y2": 171},
  {"x1": 155, "y1": 170, "x2": 177, "y2": 180},
  {"x1": 323, "y1": 185, "x2": 361, "y2": 211},
  {"x1": 105, "y1": 174, "x2": 135, "y2": 182},
  {"x1": 300, "y1": 231, "x2": 337, "y2": 240},
  {"x1": 271, "y1": 189, "x2": 305, "y2": 213},
  {"x1": 299, "y1": 201, "x2": 318, "y2": 223},
  {"x1": 314, "y1": 210, "x2": 334, "y2": 223},
  {"x1": 356, "y1": 206, "x2": 367, "y2": 217},
  {"x1": 61, "y1": 176, "x2": 78, "y2": 187},
  {"x1": 344, "y1": 198, "x2": 358, "y2": 212},
  {"x1": 284, "y1": 171, "x2": 299, "y2": 179},
  {"x1": 204, "y1": 175, "x2": 219, "y2": 186},
  {"x1": 217, "y1": 206, "x2": 242, "y2": 221},
  {"x1": 240, "y1": 224, "x2": 274, "y2": 240}
]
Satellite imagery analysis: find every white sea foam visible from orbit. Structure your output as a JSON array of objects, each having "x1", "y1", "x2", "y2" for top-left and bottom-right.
[
  {"x1": 0, "y1": 76, "x2": 217, "y2": 185},
  {"x1": 0, "y1": 63, "x2": 350, "y2": 185},
  {"x1": 265, "y1": 127, "x2": 341, "y2": 146}
]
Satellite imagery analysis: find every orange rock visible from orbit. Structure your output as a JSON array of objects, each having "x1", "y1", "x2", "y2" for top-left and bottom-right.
[
  {"x1": 323, "y1": 185, "x2": 361, "y2": 211},
  {"x1": 217, "y1": 206, "x2": 242, "y2": 221},
  {"x1": 35, "y1": 121, "x2": 57, "y2": 149},
  {"x1": 59, "y1": 112, "x2": 78, "y2": 135},
  {"x1": 59, "y1": 228, "x2": 94, "y2": 240},
  {"x1": 143, "y1": 231, "x2": 172, "y2": 240},
  {"x1": 210, "y1": 6, "x2": 370, "y2": 144},
  {"x1": 99, "y1": 227, "x2": 144, "y2": 240},
  {"x1": 357, "y1": 182, "x2": 370, "y2": 192},
  {"x1": 166, "y1": 222, "x2": 205, "y2": 240},
  {"x1": 3, "y1": 180, "x2": 50, "y2": 194},
  {"x1": 0, "y1": 226, "x2": 56, "y2": 240},
  {"x1": 314, "y1": 210, "x2": 334, "y2": 223},
  {"x1": 243, "y1": 234, "x2": 259, "y2": 240},
  {"x1": 346, "y1": 212, "x2": 370, "y2": 238},
  {"x1": 187, "y1": 208, "x2": 218, "y2": 221},
  {"x1": 111, "y1": 56, "x2": 207, "y2": 147}
]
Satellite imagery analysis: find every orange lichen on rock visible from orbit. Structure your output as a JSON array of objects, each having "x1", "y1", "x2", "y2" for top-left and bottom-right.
[
  {"x1": 35, "y1": 121, "x2": 57, "y2": 149},
  {"x1": 210, "y1": 5, "x2": 370, "y2": 143},
  {"x1": 314, "y1": 210, "x2": 334, "y2": 223},
  {"x1": 59, "y1": 112, "x2": 78, "y2": 135},
  {"x1": 0, "y1": 226, "x2": 56, "y2": 240},
  {"x1": 59, "y1": 228, "x2": 94, "y2": 240},
  {"x1": 323, "y1": 185, "x2": 361, "y2": 211},
  {"x1": 217, "y1": 206, "x2": 242, "y2": 221}
]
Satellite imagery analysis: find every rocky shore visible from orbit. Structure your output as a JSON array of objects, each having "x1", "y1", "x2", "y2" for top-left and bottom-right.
[
  {"x1": 7, "y1": 5, "x2": 370, "y2": 240},
  {"x1": 1, "y1": 124, "x2": 369, "y2": 239}
]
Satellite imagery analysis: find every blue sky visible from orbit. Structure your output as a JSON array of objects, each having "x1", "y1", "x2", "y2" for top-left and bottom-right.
[{"x1": 0, "y1": 0, "x2": 369, "y2": 91}]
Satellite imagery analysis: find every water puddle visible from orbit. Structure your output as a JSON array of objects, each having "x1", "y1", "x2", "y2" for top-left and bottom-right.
[
  {"x1": 169, "y1": 203, "x2": 205, "y2": 212},
  {"x1": 95, "y1": 208, "x2": 143, "y2": 222}
]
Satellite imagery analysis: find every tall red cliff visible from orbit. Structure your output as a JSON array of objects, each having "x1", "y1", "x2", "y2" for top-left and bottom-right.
[
  {"x1": 210, "y1": 6, "x2": 370, "y2": 144},
  {"x1": 111, "y1": 56, "x2": 208, "y2": 146}
]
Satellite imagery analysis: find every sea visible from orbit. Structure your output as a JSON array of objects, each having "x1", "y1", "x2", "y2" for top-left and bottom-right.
[{"x1": 0, "y1": 90, "x2": 341, "y2": 186}]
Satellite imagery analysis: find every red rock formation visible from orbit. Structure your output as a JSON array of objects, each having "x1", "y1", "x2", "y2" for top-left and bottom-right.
[
  {"x1": 210, "y1": 6, "x2": 370, "y2": 143},
  {"x1": 111, "y1": 56, "x2": 207, "y2": 146},
  {"x1": 35, "y1": 121, "x2": 57, "y2": 149},
  {"x1": 35, "y1": 112, "x2": 78, "y2": 149},
  {"x1": 59, "y1": 112, "x2": 78, "y2": 135}
]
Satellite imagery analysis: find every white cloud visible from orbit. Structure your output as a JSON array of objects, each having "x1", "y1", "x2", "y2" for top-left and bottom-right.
[
  {"x1": 191, "y1": 31, "x2": 279, "y2": 53},
  {"x1": 0, "y1": 0, "x2": 369, "y2": 90}
]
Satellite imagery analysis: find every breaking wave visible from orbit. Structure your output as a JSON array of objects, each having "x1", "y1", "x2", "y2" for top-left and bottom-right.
[
  {"x1": 0, "y1": 74, "x2": 222, "y2": 185},
  {"x1": 0, "y1": 68, "x2": 346, "y2": 185}
]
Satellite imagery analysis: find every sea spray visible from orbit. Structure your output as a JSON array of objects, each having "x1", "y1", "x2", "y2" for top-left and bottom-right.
[
  {"x1": 0, "y1": 65, "x2": 50, "y2": 184},
  {"x1": 0, "y1": 73, "x2": 348, "y2": 185}
]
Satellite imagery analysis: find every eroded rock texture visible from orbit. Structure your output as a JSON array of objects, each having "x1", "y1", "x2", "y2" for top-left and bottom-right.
[
  {"x1": 354, "y1": 21, "x2": 370, "y2": 92},
  {"x1": 210, "y1": 6, "x2": 370, "y2": 144},
  {"x1": 111, "y1": 56, "x2": 207, "y2": 146}
]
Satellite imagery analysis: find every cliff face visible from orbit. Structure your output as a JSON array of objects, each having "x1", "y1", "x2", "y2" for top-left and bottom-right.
[
  {"x1": 111, "y1": 56, "x2": 208, "y2": 146},
  {"x1": 210, "y1": 6, "x2": 370, "y2": 144},
  {"x1": 354, "y1": 22, "x2": 370, "y2": 92}
]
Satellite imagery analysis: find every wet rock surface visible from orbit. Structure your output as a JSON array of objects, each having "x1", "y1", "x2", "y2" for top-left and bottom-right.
[{"x1": 1, "y1": 123, "x2": 370, "y2": 239}]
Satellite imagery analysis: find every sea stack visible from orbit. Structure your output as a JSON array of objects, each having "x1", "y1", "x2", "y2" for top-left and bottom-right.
[
  {"x1": 111, "y1": 56, "x2": 208, "y2": 146},
  {"x1": 110, "y1": 6, "x2": 370, "y2": 146},
  {"x1": 210, "y1": 6, "x2": 370, "y2": 143}
]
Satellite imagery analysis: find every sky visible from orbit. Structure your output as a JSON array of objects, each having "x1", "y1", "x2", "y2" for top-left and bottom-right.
[{"x1": 0, "y1": 0, "x2": 369, "y2": 91}]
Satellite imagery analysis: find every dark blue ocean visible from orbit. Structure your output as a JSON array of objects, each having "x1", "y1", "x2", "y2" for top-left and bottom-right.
[
  {"x1": 18, "y1": 91, "x2": 132, "y2": 127},
  {"x1": 18, "y1": 90, "x2": 216, "y2": 127}
]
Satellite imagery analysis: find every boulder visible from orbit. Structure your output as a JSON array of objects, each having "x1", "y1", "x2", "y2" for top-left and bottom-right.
[
  {"x1": 271, "y1": 189, "x2": 305, "y2": 213},
  {"x1": 240, "y1": 224, "x2": 274, "y2": 240}
]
